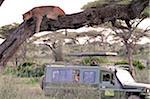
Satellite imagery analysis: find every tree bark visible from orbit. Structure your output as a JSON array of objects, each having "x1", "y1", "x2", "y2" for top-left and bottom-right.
[
  {"x1": 53, "y1": 44, "x2": 63, "y2": 62},
  {"x1": 126, "y1": 44, "x2": 136, "y2": 78},
  {"x1": 0, "y1": 0, "x2": 148, "y2": 68},
  {"x1": 0, "y1": 20, "x2": 36, "y2": 67},
  {"x1": 0, "y1": 0, "x2": 4, "y2": 6}
]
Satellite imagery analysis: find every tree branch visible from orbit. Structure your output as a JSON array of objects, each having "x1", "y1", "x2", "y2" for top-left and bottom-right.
[
  {"x1": 0, "y1": 0, "x2": 148, "y2": 67},
  {"x1": 0, "y1": 0, "x2": 4, "y2": 6}
]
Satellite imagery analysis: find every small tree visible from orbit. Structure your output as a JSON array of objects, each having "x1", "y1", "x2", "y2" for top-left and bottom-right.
[
  {"x1": 111, "y1": 18, "x2": 150, "y2": 77},
  {"x1": 43, "y1": 39, "x2": 64, "y2": 62}
]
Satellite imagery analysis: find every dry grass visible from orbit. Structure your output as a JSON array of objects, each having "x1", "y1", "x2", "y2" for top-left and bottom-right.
[
  {"x1": 0, "y1": 74, "x2": 49, "y2": 99},
  {"x1": 0, "y1": 75, "x2": 100, "y2": 99},
  {"x1": 1, "y1": 71, "x2": 147, "y2": 99},
  {"x1": 0, "y1": 74, "x2": 101, "y2": 99}
]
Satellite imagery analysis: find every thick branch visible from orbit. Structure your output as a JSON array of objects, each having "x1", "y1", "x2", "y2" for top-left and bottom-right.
[
  {"x1": 0, "y1": 0, "x2": 4, "y2": 6},
  {"x1": 0, "y1": 19, "x2": 36, "y2": 67},
  {"x1": 0, "y1": 0, "x2": 148, "y2": 67}
]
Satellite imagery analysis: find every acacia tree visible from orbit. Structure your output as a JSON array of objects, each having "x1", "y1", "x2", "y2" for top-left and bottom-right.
[
  {"x1": 111, "y1": 18, "x2": 150, "y2": 77},
  {"x1": 0, "y1": 0, "x2": 148, "y2": 68},
  {"x1": 30, "y1": 31, "x2": 76, "y2": 62},
  {"x1": 42, "y1": 36, "x2": 64, "y2": 62}
]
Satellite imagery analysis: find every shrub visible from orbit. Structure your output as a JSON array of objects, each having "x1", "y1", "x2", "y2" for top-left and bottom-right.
[
  {"x1": 114, "y1": 61, "x2": 128, "y2": 65},
  {"x1": 133, "y1": 60, "x2": 145, "y2": 70},
  {"x1": 4, "y1": 62, "x2": 45, "y2": 77},
  {"x1": 115, "y1": 60, "x2": 145, "y2": 70},
  {"x1": 81, "y1": 56, "x2": 108, "y2": 65},
  {"x1": 16, "y1": 62, "x2": 45, "y2": 77}
]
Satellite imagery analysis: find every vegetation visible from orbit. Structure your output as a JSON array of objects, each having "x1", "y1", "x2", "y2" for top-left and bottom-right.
[
  {"x1": 0, "y1": 74, "x2": 50, "y2": 99},
  {"x1": 82, "y1": 0, "x2": 149, "y2": 17},
  {"x1": 81, "y1": 56, "x2": 109, "y2": 65},
  {"x1": 82, "y1": 0, "x2": 131, "y2": 9},
  {"x1": 4, "y1": 62, "x2": 44, "y2": 77},
  {"x1": 0, "y1": 0, "x2": 149, "y2": 98},
  {"x1": 0, "y1": 23, "x2": 19, "y2": 38},
  {"x1": 115, "y1": 60, "x2": 145, "y2": 70}
]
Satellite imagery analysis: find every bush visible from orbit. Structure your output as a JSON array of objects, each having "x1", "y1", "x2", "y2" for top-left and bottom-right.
[
  {"x1": 133, "y1": 60, "x2": 145, "y2": 70},
  {"x1": 4, "y1": 62, "x2": 45, "y2": 77},
  {"x1": 115, "y1": 60, "x2": 145, "y2": 70},
  {"x1": 16, "y1": 62, "x2": 45, "y2": 77},
  {"x1": 114, "y1": 61, "x2": 128, "y2": 65},
  {"x1": 81, "y1": 56, "x2": 108, "y2": 65}
]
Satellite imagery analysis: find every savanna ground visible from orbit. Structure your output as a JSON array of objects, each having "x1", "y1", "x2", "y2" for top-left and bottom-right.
[
  {"x1": 0, "y1": 39, "x2": 149, "y2": 99},
  {"x1": 0, "y1": 69, "x2": 149, "y2": 99},
  {"x1": 0, "y1": 74, "x2": 49, "y2": 99}
]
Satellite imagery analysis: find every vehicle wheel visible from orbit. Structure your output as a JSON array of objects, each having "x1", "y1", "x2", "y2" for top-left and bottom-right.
[
  {"x1": 40, "y1": 75, "x2": 45, "y2": 90},
  {"x1": 128, "y1": 95, "x2": 141, "y2": 99}
]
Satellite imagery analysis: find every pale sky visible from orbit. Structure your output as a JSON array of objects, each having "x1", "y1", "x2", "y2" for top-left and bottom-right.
[
  {"x1": 0, "y1": 0, "x2": 94, "y2": 26},
  {"x1": 0, "y1": 0, "x2": 150, "y2": 29},
  {"x1": 0, "y1": 0, "x2": 149, "y2": 44}
]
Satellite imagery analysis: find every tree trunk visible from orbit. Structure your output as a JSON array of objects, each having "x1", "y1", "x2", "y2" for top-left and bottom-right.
[
  {"x1": 53, "y1": 44, "x2": 63, "y2": 62},
  {"x1": 0, "y1": 0, "x2": 148, "y2": 68},
  {"x1": 126, "y1": 44, "x2": 135, "y2": 78},
  {"x1": 0, "y1": 0, "x2": 4, "y2": 6},
  {"x1": 0, "y1": 21, "x2": 36, "y2": 67}
]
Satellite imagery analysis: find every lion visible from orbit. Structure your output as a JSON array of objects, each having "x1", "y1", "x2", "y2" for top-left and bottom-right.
[{"x1": 23, "y1": 6, "x2": 65, "y2": 33}]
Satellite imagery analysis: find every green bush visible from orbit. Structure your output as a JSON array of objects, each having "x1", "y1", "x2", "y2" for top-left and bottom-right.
[
  {"x1": 3, "y1": 66, "x2": 16, "y2": 75},
  {"x1": 4, "y1": 62, "x2": 45, "y2": 77},
  {"x1": 81, "y1": 57, "x2": 92, "y2": 65},
  {"x1": 115, "y1": 60, "x2": 145, "y2": 70},
  {"x1": 114, "y1": 61, "x2": 128, "y2": 65},
  {"x1": 16, "y1": 62, "x2": 45, "y2": 77},
  {"x1": 81, "y1": 57, "x2": 108, "y2": 65},
  {"x1": 133, "y1": 60, "x2": 145, "y2": 70}
]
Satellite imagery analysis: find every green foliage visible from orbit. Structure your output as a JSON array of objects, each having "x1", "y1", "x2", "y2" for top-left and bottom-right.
[
  {"x1": 0, "y1": 23, "x2": 19, "y2": 38},
  {"x1": 81, "y1": 56, "x2": 108, "y2": 65},
  {"x1": 4, "y1": 62, "x2": 45, "y2": 77},
  {"x1": 24, "y1": 77, "x2": 39, "y2": 85},
  {"x1": 133, "y1": 60, "x2": 145, "y2": 70},
  {"x1": 82, "y1": 0, "x2": 130, "y2": 9},
  {"x1": 114, "y1": 60, "x2": 128, "y2": 65},
  {"x1": 115, "y1": 60, "x2": 145, "y2": 70},
  {"x1": 81, "y1": 57, "x2": 92, "y2": 65},
  {"x1": 141, "y1": 6, "x2": 150, "y2": 17},
  {"x1": 3, "y1": 66, "x2": 16, "y2": 75},
  {"x1": 82, "y1": 0, "x2": 106, "y2": 9},
  {"x1": 16, "y1": 62, "x2": 44, "y2": 77}
]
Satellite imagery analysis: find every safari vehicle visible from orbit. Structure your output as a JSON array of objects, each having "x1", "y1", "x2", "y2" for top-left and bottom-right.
[{"x1": 41, "y1": 52, "x2": 150, "y2": 99}]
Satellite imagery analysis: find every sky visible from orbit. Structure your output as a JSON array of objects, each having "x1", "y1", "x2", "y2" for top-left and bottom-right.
[
  {"x1": 0, "y1": 0, "x2": 149, "y2": 44},
  {"x1": 0, "y1": 0, "x2": 150, "y2": 29},
  {"x1": 0, "y1": 0, "x2": 94, "y2": 26}
]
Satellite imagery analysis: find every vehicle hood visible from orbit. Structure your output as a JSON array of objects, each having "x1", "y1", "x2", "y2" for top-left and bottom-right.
[{"x1": 116, "y1": 68, "x2": 150, "y2": 89}]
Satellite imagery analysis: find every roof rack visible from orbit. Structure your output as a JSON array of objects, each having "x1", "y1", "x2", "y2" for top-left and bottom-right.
[{"x1": 67, "y1": 51, "x2": 117, "y2": 57}]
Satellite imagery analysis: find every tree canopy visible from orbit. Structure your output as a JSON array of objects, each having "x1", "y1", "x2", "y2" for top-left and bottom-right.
[{"x1": 0, "y1": 0, "x2": 149, "y2": 68}]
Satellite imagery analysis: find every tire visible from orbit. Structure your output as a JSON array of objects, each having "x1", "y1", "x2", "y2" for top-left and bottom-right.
[{"x1": 128, "y1": 95, "x2": 141, "y2": 99}]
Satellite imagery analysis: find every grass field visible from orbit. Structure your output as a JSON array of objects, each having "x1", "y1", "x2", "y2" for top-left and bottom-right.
[
  {"x1": 0, "y1": 74, "x2": 50, "y2": 99},
  {"x1": 0, "y1": 69, "x2": 149, "y2": 99}
]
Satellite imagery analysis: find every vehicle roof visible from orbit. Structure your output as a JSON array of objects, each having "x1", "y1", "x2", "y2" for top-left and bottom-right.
[
  {"x1": 45, "y1": 64, "x2": 114, "y2": 72},
  {"x1": 67, "y1": 51, "x2": 117, "y2": 57}
]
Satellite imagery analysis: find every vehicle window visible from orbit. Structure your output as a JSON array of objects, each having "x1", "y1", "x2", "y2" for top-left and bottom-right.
[
  {"x1": 103, "y1": 73, "x2": 110, "y2": 81},
  {"x1": 83, "y1": 71, "x2": 96, "y2": 83},
  {"x1": 52, "y1": 69, "x2": 72, "y2": 82},
  {"x1": 102, "y1": 72, "x2": 113, "y2": 83}
]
